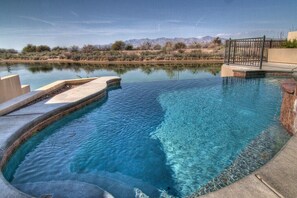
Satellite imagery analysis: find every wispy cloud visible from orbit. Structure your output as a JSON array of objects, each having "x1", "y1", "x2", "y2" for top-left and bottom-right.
[
  {"x1": 0, "y1": 26, "x2": 160, "y2": 37},
  {"x1": 242, "y1": 20, "x2": 286, "y2": 25},
  {"x1": 165, "y1": 19, "x2": 182, "y2": 24},
  {"x1": 19, "y1": 16, "x2": 55, "y2": 26},
  {"x1": 69, "y1": 20, "x2": 114, "y2": 24},
  {"x1": 216, "y1": 32, "x2": 243, "y2": 37},
  {"x1": 157, "y1": 23, "x2": 161, "y2": 32},
  {"x1": 215, "y1": 29, "x2": 289, "y2": 39},
  {"x1": 70, "y1": 10, "x2": 79, "y2": 17},
  {"x1": 195, "y1": 16, "x2": 206, "y2": 27}
]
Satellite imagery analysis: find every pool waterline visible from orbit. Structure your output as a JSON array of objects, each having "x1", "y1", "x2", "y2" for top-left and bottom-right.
[{"x1": 2, "y1": 77, "x2": 290, "y2": 197}]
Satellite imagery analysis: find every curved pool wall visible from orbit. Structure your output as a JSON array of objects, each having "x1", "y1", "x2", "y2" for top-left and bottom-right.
[
  {"x1": 1, "y1": 77, "x2": 291, "y2": 198},
  {"x1": 0, "y1": 76, "x2": 121, "y2": 198}
]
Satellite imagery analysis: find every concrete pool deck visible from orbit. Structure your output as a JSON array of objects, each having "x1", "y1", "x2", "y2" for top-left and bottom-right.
[
  {"x1": 0, "y1": 76, "x2": 121, "y2": 198},
  {"x1": 221, "y1": 62, "x2": 297, "y2": 78}
]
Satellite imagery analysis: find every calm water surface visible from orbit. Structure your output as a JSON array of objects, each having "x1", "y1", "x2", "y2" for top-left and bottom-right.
[{"x1": 0, "y1": 63, "x2": 221, "y2": 89}]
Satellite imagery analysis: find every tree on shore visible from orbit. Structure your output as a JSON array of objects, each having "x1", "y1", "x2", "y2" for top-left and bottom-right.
[
  {"x1": 212, "y1": 37, "x2": 222, "y2": 45},
  {"x1": 82, "y1": 45, "x2": 98, "y2": 53},
  {"x1": 163, "y1": 42, "x2": 174, "y2": 52},
  {"x1": 111, "y1": 41, "x2": 126, "y2": 51},
  {"x1": 22, "y1": 44, "x2": 37, "y2": 53},
  {"x1": 69, "y1": 45, "x2": 79, "y2": 52},
  {"x1": 153, "y1": 44, "x2": 162, "y2": 50},
  {"x1": 52, "y1": 46, "x2": 68, "y2": 51},
  {"x1": 189, "y1": 42, "x2": 202, "y2": 49},
  {"x1": 0, "y1": 49, "x2": 18, "y2": 53},
  {"x1": 36, "y1": 45, "x2": 51, "y2": 52},
  {"x1": 98, "y1": 45, "x2": 111, "y2": 51},
  {"x1": 125, "y1": 44, "x2": 134, "y2": 50},
  {"x1": 22, "y1": 44, "x2": 51, "y2": 53},
  {"x1": 140, "y1": 42, "x2": 152, "y2": 50},
  {"x1": 174, "y1": 42, "x2": 187, "y2": 50}
]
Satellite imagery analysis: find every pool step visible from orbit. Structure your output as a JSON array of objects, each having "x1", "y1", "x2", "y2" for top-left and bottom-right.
[
  {"x1": 68, "y1": 172, "x2": 160, "y2": 198},
  {"x1": 14, "y1": 180, "x2": 114, "y2": 198},
  {"x1": 13, "y1": 172, "x2": 159, "y2": 198}
]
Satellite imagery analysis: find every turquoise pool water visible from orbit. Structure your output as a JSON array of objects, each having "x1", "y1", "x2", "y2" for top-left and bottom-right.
[{"x1": 3, "y1": 76, "x2": 290, "y2": 197}]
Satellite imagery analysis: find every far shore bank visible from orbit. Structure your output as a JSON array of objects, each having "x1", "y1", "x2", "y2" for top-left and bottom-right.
[{"x1": 0, "y1": 59, "x2": 224, "y2": 65}]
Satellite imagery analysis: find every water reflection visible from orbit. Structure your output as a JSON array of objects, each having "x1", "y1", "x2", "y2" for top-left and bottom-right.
[
  {"x1": 0, "y1": 63, "x2": 222, "y2": 89},
  {"x1": 23, "y1": 63, "x2": 221, "y2": 76}
]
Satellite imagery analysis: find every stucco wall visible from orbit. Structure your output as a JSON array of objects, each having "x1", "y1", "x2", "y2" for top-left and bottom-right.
[
  {"x1": 220, "y1": 65, "x2": 234, "y2": 77},
  {"x1": 268, "y1": 48, "x2": 297, "y2": 64},
  {"x1": 21, "y1": 85, "x2": 30, "y2": 94},
  {"x1": 0, "y1": 75, "x2": 30, "y2": 104},
  {"x1": 288, "y1": 31, "x2": 297, "y2": 41}
]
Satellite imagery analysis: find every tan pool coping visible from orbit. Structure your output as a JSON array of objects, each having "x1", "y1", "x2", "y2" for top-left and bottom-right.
[
  {"x1": 0, "y1": 76, "x2": 121, "y2": 198},
  {"x1": 229, "y1": 62, "x2": 297, "y2": 72},
  {"x1": 221, "y1": 62, "x2": 297, "y2": 78}
]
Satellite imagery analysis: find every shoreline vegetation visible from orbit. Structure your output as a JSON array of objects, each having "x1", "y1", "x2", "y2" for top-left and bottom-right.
[
  {"x1": 0, "y1": 59, "x2": 223, "y2": 65},
  {"x1": 0, "y1": 38, "x2": 225, "y2": 64}
]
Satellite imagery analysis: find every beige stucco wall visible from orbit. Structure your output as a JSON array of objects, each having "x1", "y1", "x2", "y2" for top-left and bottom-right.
[
  {"x1": 268, "y1": 48, "x2": 297, "y2": 64},
  {"x1": 221, "y1": 64, "x2": 235, "y2": 77},
  {"x1": 21, "y1": 85, "x2": 30, "y2": 94},
  {"x1": 288, "y1": 31, "x2": 297, "y2": 41},
  {"x1": 0, "y1": 75, "x2": 30, "y2": 104}
]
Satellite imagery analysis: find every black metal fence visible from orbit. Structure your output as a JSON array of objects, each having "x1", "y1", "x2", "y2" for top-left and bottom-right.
[{"x1": 224, "y1": 36, "x2": 285, "y2": 69}]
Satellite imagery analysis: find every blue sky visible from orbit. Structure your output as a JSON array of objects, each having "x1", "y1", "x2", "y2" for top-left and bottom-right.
[{"x1": 0, "y1": 0, "x2": 297, "y2": 50}]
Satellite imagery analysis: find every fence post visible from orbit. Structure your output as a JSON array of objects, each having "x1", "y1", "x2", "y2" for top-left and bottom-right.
[
  {"x1": 259, "y1": 35, "x2": 266, "y2": 69},
  {"x1": 232, "y1": 40, "x2": 236, "y2": 63},
  {"x1": 227, "y1": 38, "x2": 231, "y2": 65}
]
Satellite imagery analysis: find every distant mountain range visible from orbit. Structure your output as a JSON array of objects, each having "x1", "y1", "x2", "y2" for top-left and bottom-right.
[
  {"x1": 96, "y1": 36, "x2": 225, "y2": 48},
  {"x1": 125, "y1": 36, "x2": 222, "y2": 47}
]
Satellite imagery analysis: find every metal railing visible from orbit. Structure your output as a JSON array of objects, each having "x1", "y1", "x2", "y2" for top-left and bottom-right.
[{"x1": 224, "y1": 36, "x2": 285, "y2": 69}]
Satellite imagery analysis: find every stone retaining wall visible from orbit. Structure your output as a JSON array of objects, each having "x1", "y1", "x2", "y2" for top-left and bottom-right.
[{"x1": 280, "y1": 79, "x2": 297, "y2": 134}]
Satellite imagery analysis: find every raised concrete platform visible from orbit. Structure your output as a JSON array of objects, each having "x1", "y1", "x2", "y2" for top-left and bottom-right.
[
  {"x1": 221, "y1": 62, "x2": 297, "y2": 78},
  {"x1": 0, "y1": 77, "x2": 97, "y2": 116},
  {"x1": 0, "y1": 75, "x2": 30, "y2": 104},
  {"x1": 0, "y1": 76, "x2": 120, "y2": 198}
]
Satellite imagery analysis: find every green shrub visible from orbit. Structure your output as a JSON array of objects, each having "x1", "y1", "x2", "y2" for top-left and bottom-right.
[
  {"x1": 111, "y1": 41, "x2": 126, "y2": 51},
  {"x1": 71, "y1": 54, "x2": 81, "y2": 61},
  {"x1": 125, "y1": 44, "x2": 134, "y2": 50},
  {"x1": 174, "y1": 42, "x2": 187, "y2": 50},
  {"x1": 282, "y1": 39, "x2": 297, "y2": 48}
]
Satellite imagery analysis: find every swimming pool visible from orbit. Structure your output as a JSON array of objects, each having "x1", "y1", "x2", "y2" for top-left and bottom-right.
[{"x1": 3, "y1": 77, "x2": 290, "y2": 197}]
